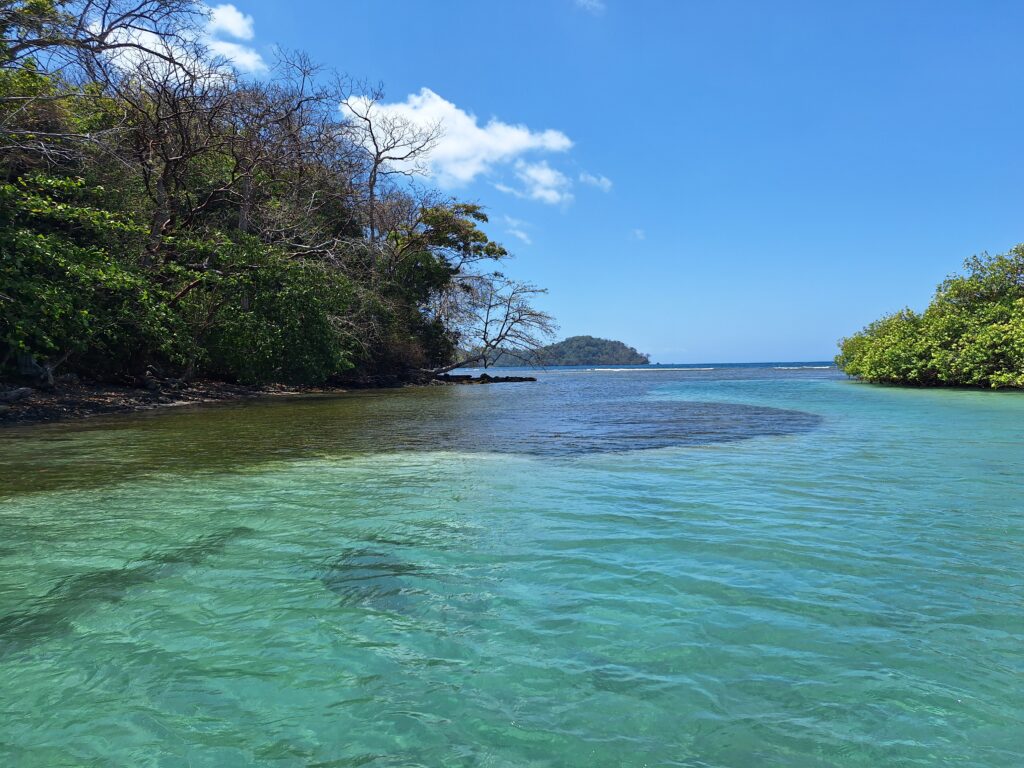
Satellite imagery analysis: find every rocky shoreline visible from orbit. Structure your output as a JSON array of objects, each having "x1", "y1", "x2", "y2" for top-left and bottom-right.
[
  {"x1": 0, "y1": 381, "x2": 318, "y2": 427},
  {"x1": 0, "y1": 373, "x2": 538, "y2": 427}
]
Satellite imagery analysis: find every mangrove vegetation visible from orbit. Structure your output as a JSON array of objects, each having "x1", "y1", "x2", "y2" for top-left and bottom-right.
[{"x1": 836, "y1": 245, "x2": 1024, "y2": 388}]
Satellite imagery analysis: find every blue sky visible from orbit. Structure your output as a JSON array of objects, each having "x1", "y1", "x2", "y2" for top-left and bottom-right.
[{"x1": 212, "y1": 0, "x2": 1024, "y2": 363}]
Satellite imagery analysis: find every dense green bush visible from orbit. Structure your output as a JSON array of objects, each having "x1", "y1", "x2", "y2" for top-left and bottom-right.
[
  {"x1": 837, "y1": 245, "x2": 1024, "y2": 388},
  {"x1": 0, "y1": 177, "x2": 360, "y2": 385},
  {"x1": 0, "y1": 176, "x2": 184, "y2": 378},
  {"x1": 195, "y1": 243, "x2": 356, "y2": 385}
]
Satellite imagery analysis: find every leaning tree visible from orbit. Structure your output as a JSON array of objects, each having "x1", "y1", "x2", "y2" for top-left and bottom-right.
[{"x1": 431, "y1": 273, "x2": 556, "y2": 374}]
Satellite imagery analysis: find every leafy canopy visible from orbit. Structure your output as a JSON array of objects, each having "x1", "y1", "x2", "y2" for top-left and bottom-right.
[{"x1": 837, "y1": 245, "x2": 1024, "y2": 388}]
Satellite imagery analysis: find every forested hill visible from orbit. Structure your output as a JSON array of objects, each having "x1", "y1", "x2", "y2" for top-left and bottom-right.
[{"x1": 538, "y1": 336, "x2": 650, "y2": 366}]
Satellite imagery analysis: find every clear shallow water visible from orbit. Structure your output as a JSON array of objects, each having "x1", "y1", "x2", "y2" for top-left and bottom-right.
[{"x1": 1, "y1": 365, "x2": 1022, "y2": 767}]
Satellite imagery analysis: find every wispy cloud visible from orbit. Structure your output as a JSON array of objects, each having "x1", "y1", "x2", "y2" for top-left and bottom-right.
[
  {"x1": 496, "y1": 160, "x2": 573, "y2": 205},
  {"x1": 355, "y1": 88, "x2": 572, "y2": 188},
  {"x1": 579, "y1": 171, "x2": 612, "y2": 192},
  {"x1": 632, "y1": 228, "x2": 646, "y2": 240},
  {"x1": 575, "y1": 0, "x2": 606, "y2": 14},
  {"x1": 504, "y1": 215, "x2": 532, "y2": 245}
]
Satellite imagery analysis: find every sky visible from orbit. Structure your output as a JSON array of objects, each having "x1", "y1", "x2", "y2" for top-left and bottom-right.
[{"x1": 207, "y1": 0, "x2": 1024, "y2": 363}]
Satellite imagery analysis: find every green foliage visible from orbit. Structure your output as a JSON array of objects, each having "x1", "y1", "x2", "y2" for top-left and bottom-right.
[
  {"x1": 837, "y1": 245, "x2": 1024, "y2": 388},
  {"x1": 194, "y1": 240, "x2": 356, "y2": 385},
  {"x1": 414, "y1": 204, "x2": 508, "y2": 263},
  {"x1": 0, "y1": 176, "x2": 181, "y2": 375},
  {"x1": 836, "y1": 309, "x2": 934, "y2": 385},
  {"x1": 0, "y1": 176, "x2": 359, "y2": 385}
]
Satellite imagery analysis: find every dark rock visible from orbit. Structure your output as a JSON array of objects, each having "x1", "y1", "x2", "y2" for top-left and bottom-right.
[
  {"x1": 0, "y1": 387, "x2": 33, "y2": 403},
  {"x1": 435, "y1": 373, "x2": 536, "y2": 384}
]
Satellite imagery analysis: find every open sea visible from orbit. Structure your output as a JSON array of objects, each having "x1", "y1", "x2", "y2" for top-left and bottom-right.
[{"x1": 1, "y1": 363, "x2": 1022, "y2": 766}]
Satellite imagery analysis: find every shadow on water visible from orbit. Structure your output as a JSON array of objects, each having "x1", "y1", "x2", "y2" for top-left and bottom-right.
[
  {"x1": 0, "y1": 526, "x2": 254, "y2": 658},
  {"x1": 316, "y1": 547, "x2": 434, "y2": 615},
  {"x1": 1, "y1": 370, "x2": 824, "y2": 496}
]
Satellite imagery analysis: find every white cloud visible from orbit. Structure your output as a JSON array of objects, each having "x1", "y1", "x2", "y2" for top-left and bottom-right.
[
  {"x1": 205, "y1": 3, "x2": 265, "y2": 72},
  {"x1": 579, "y1": 171, "x2": 612, "y2": 192},
  {"x1": 516, "y1": 160, "x2": 574, "y2": 205},
  {"x1": 357, "y1": 88, "x2": 572, "y2": 187},
  {"x1": 575, "y1": 0, "x2": 606, "y2": 14},
  {"x1": 207, "y1": 4, "x2": 255, "y2": 40},
  {"x1": 504, "y1": 215, "x2": 532, "y2": 245},
  {"x1": 207, "y1": 38, "x2": 265, "y2": 72},
  {"x1": 496, "y1": 161, "x2": 573, "y2": 205},
  {"x1": 523, "y1": 163, "x2": 571, "y2": 204},
  {"x1": 632, "y1": 228, "x2": 646, "y2": 240}
]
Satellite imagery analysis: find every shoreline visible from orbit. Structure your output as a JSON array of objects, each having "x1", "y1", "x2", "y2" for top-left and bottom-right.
[
  {"x1": 0, "y1": 373, "x2": 539, "y2": 428},
  {"x1": 0, "y1": 380, "x2": 356, "y2": 428}
]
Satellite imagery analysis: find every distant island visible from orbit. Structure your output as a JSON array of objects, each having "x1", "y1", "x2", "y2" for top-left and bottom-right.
[
  {"x1": 487, "y1": 336, "x2": 649, "y2": 367},
  {"x1": 540, "y1": 336, "x2": 650, "y2": 365}
]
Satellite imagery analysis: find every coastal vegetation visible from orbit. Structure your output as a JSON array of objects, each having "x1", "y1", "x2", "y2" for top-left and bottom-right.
[
  {"x1": 0, "y1": 0, "x2": 553, "y2": 390},
  {"x1": 836, "y1": 245, "x2": 1024, "y2": 388}
]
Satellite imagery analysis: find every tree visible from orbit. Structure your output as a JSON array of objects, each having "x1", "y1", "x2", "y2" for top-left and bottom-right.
[
  {"x1": 1, "y1": 0, "x2": 203, "y2": 69},
  {"x1": 340, "y1": 87, "x2": 440, "y2": 244},
  {"x1": 1, "y1": 0, "x2": 208, "y2": 166},
  {"x1": 431, "y1": 273, "x2": 556, "y2": 374}
]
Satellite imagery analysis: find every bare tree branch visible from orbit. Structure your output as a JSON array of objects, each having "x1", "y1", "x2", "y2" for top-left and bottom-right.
[
  {"x1": 341, "y1": 86, "x2": 441, "y2": 244},
  {"x1": 431, "y1": 274, "x2": 556, "y2": 374}
]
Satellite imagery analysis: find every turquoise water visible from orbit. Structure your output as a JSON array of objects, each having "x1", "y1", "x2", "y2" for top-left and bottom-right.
[{"x1": 1, "y1": 365, "x2": 1022, "y2": 766}]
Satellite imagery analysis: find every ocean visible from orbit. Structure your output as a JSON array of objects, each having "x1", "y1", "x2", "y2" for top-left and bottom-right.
[{"x1": 1, "y1": 363, "x2": 1022, "y2": 766}]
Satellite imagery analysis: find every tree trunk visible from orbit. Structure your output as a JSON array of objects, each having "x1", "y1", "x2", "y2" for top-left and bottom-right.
[
  {"x1": 238, "y1": 172, "x2": 252, "y2": 233},
  {"x1": 145, "y1": 174, "x2": 169, "y2": 267},
  {"x1": 429, "y1": 354, "x2": 485, "y2": 376}
]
